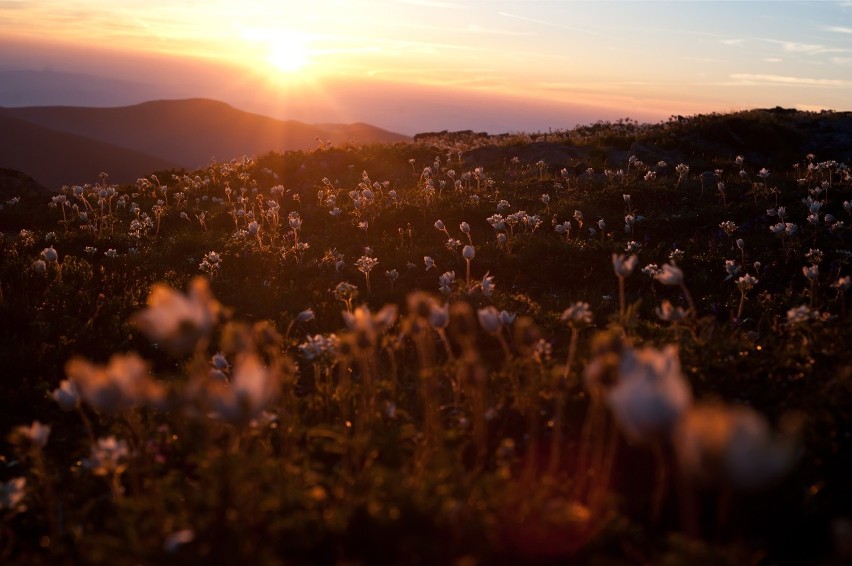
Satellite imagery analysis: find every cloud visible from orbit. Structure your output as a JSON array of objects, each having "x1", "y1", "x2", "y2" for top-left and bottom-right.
[
  {"x1": 729, "y1": 73, "x2": 852, "y2": 87},
  {"x1": 825, "y1": 26, "x2": 852, "y2": 34}
]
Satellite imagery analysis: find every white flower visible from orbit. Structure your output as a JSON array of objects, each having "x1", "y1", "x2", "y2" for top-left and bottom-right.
[
  {"x1": 41, "y1": 247, "x2": 58, "y2": 263},
  {"x1": 803, "y1": 265, "x2": 819, "y2": 282},
  {"x1": 606, "y1": 345, "x2": 692, "y2": 442},
  {"x1": 438, "y1": 271, "x2": 455, "y2": 295},
  {"x1": 66, "y1": 353, "x2": 164, "y2": 413},
  {"x1": 0, "y1": 477, "x2": 28, "y2": 514},
  {"x1": 612, "y1": 253, "x2": 638, "y2": 277},
  {"x1": 132, "y1": 278, "x2": 221, "y2": 356},
  {"x1": 207, "y1": 353, "x2": 278, "y2": 423},
  {"x1": 736, "y1": 274, "x2": 758, "y2": 292},
  {"x1": 85, "y1": 436, "x2": 130, "y2": 476},
  {"x1": 13, "y1": 421, "x2": 50, "y2": 448},
  {"x1": 655, "y1": 263, "x2": 683, "y2": 286},
  {"x1": 164, "y1": 529, "x2": 195, "y2": 554},
  {"x1": 656, "y1": 300, "x2": 688, "y2": 322},
  {"x1": 477, "y1": 306, "x2": 503, "y2": 335},
  {"x1": 675, "y1": 402, "x2": 797, "y2": 490},
  {"x1": 561, "y1": 302, "x2": 593, "y2": 325},
  {"x1": 51, "y1": 379, "x2": 80, "y2": 410},
  {"x1": 480, "y1": 272, "x2": 495, "y2": 297},
  {"x1": 832, "y1": 276, "x2": 851, "y2": 292}
]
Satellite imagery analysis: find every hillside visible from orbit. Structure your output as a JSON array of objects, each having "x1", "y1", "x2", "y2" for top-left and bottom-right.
[
  {"x1": 0, "y1": 112, "x2": 183, "y2": 189},
  {"x1": 0, "y1": 107, "x2": 850, "y2": 564},
  {"x1": 2, "y1": 98, "x2": 411, "y2": 170}
]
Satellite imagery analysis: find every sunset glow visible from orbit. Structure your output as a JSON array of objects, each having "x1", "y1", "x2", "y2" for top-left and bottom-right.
[{"x1": 0, "y1": 1, "x2": 850, "y2": 133}]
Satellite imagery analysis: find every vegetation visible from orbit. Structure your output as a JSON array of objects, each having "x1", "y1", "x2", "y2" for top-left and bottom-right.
[{"x1": 1, "y1": 108, "x2": 851, "y2": 564}]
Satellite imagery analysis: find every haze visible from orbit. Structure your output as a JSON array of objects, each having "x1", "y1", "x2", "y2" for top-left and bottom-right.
[{"x1": 1, "y1": 1, "x2": 850, "y2": 135}]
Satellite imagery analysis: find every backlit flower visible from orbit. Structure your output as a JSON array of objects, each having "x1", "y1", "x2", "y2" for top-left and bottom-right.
[
  {"x1": 612, "y1": 253, "x2": 638, "y2": 278},
  {"x1": 51, "y1": 379, "x2": 80, "y2": 410},
  {"x1": 606, "y1": 345, "x2": 692, "y2": 442},
  {"x1": 132, "y1": 278, "x2": 221, "y2": 356},
  {"x1": 655, "y1": 263, "x2": 683, "y2": 286},
  {"x1": 561, "y1": 302, "x2": 593, "y2": 325}
]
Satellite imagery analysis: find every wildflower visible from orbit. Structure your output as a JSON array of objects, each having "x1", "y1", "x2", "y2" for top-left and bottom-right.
[
  {"x1": 724, "y1": 260, "x2": 740, "y2": 281},
  {"x1": 736, "y1": 274, "x2": 758, "y2": 292},
  {"x1": 66, "y1": 353, "x2": 165, "y2": 412},
  {"x1": 805, "y1": 248, "x2": 823, "y2": 264},
  {"x1": 460, "y1": 221, "x2": 470, "y2": 234},
  {"x1": 133, "y1": 278, "x2": 221, "y2": 356},
  {"x1": 669, "y1": 249, "x2": 685, "y2": 263},
  {"x1": 299, "y1": 333, "x2": 340, "y2": 361},
  {"x1": 207, "y1": 353, "x2": 278, "y2": 423},
  {"x1": 438, "y1": 271, "x2": 455, "y2": 295},
  {"x1": 33, "y1": 259, "x2": 47, "y2": 274},
  {"x1": 561, "y1": 302, "x2": 593, "y2": 325},
  {"x1": 606, "y1": 345, "x2": 692, "y2": 442},
  {"x1": 656, "y1": 300, "x2": 688, "y2": 322},
  {"x1": 612, "y1": 253, "x2": 638, "y2": 278},
  {"x1": 758, "y1": 168, "x2": 770, "y2": 179},
  {"x1": 85, "y1": 436, "x2": 130, "y2": 476},
  {"x1": 342, "y1": 304, "x2": 398, "y2": 352},
  {"x1": 427, "y1": 301, "x2": 450, "y2": 329},
  {"x1": 803, "y1": 265, "x2": 819, "y2": 282},
  {"x1": 477, "y1": 306, "x2": 503, "y2": 335},
  {"x1": 480, "y1": 272, "x2": 496, "y2": 297},
  {"x1": 0, "y1": 477, "x2": 27, "y2": 514},
  {"x1": 462, "y1": 245, "x2": 475, "y2": 261},
  {"x1": 736, "y1": 239, "x2": 745, "y2": 250},
  {"x1": 164, "y1": 530, "x2": 195, "y2": 554},
  {"x1": 643, "y1": 263, "x2": 662, "y2": 277},
  {"x1": 655, "y1": 263, "x2": 683, "y2": 286},
  {"x1": 51, "y1": 379, "x2": 81, "y2": 410},
  {"x1": 297, "y1": 308, "x2": 315, "y2": 322},
  {"x1": 11, "y1": 421, "x2": 51, "y2": 449},
  {"x1": 832, "y1": 276, "x2": 851, "y2": 292},
  {"x1": 424, "y1": 256, "x2": 436, "y2": 271},
  {"x1": 786, "y1": 305, "x2": 822, "y2": 324},
  {"x1": 41, "y1": 247, "x2": 58, "y2": 263},
  {"x1": 675, "y1": 402, "x2": 798, "y2": 489}
]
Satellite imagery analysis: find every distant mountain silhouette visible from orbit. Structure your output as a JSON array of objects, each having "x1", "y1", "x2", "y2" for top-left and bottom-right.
[
  {"x1": 0, "y1": 111, "x2": 183, "y2": 189},
  {"x1": 2, "y1": 99, "x2": 411, "y2": 171}
]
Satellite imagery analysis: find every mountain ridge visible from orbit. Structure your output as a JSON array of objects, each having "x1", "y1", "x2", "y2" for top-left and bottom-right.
[{"x1": 2, "y1": 98, "x2": 411, "y2": 170}]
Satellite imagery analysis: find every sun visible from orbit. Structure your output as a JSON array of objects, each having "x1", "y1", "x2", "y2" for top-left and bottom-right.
[{"x1": 266, "y1": 33, "x2": 311, "y2": 73}]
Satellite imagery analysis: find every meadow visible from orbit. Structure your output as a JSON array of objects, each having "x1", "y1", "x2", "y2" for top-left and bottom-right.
[{"x1": 1, "y1": 108, "x2": 850, "y2": 564}]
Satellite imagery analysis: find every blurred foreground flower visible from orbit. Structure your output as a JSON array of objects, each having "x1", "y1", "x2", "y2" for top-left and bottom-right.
[
  {"x1": 65, "y1": 353, "x2": 165, "y2": 413},
  {"x1": 675, "y1": 402, "x2": 799, "y2": 490},
  {"x1": 606, "y1": 345, "x2": 692, "y2": 442},
  {"x1": 205, "y1": 353, "x2": 279, "y2": 424},
  {"x1": 132, "y1": 277, "x2": 221, "y2": 356},
  {"x1": 0, "y1": 477, "x2": 27, "y2": 514}
]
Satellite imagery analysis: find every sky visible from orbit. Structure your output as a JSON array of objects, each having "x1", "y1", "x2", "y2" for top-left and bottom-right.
[{"x1": 0, "y1": 0, "x2": 850, "y2": 134}]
